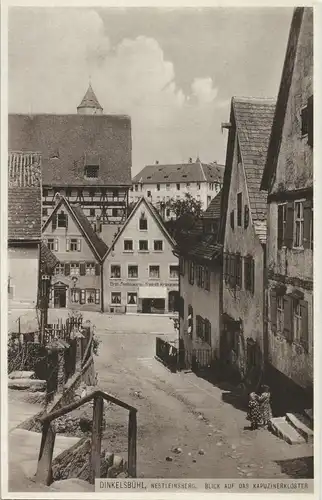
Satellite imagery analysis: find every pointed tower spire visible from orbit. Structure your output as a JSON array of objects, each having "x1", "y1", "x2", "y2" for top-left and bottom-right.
[{"x1": 77, "y1": 83, "x2": 103, "y2": 115}]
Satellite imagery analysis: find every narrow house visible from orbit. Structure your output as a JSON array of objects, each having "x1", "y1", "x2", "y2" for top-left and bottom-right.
[
  {"x1": 175, "y1": 191, "x2": 222, "y2": 371},
  {"x1": 260, "y1": 7, "x2": 313, "y2": 413},
  {"x1": 8, "y1": 152, "x2": 42, "y2": 333},
  {"x1": 42, "y1": 196, "x2": 108, "y2": 311},
  {"x1": 220, "y1": 97, "x2": 275, "y2": 385},
  {"x1": 103, "y1": 197, "x2": 179, "y2": 314}
]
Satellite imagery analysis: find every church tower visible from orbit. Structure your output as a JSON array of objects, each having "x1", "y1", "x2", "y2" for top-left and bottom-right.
[{"x1": 77, "y1": 84, "x2": 103, "y2": 115}]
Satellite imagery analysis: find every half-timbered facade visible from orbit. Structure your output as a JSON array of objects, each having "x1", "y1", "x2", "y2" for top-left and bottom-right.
[
  {"x1": 9, "y1": 85, "x2": 132, "y2": 244},
  {"x1": 261, "y1": 8, "x2": 313, "y2": 411},
  {"x1": 42, "y1": 196, "x2": 108, "y2": 312}
]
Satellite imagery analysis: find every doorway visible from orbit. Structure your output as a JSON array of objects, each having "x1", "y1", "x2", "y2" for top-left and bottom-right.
[
  {"x1": 54, "y1": 286, "x2": 67, "y2": 308},
  {"x1": 168, "y1": 290, "x2": 179, "y2": 312}
]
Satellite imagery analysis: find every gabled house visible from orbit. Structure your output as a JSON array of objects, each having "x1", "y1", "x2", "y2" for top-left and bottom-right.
[
  {"x1": 260, "y1": 8, "x2": 313, "y2": 411},
  {"x1": 220, "y1": 97, "x2": 275, "y2": 385},
  {"x1": 9, "y1": 84, "x2": 132, "y2": 241},
  {"x1": 174, "y1": 191, "x2": 222, "y2": 370},
  {"x1": 103, "y1": 197, "x2": 179, "y2": 314},
  {"x1": 42, "y1": 196, "x2": 108, "y2": 311},
  {"x1": 8, "y1": 152, "x2": 42, "y2": 333}
]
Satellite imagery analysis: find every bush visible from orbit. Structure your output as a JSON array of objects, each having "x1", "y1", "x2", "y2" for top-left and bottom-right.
[{"x1": 7, "y1": 338, "x2": 47, "y2": 379}]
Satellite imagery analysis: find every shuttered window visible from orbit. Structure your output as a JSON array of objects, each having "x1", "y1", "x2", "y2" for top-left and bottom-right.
[
  {"x1": 80, "y1": 263, "x2": 86, "y2": 276},
  {"x1": 300, "y1": 300, "x2": 309, "y2": 350},
  {"x1": 205, "y1": 267, "x2": 210, "y2": 291},
  {"x1": 303, "y1": 199, "x2": 313, "y2": 250},
  {"x1": 236, "y1": 254, "x2": 242, "y2": 288},
  {"x1": 307, "y1": 95, "x2": 313, "y2": 147},
  {"x1": 224, "y1": 254, "x2": 229, "y2": 283},
  {"x1": 188, "y1": 261, "x2": 195, "y2": 285},
  {"x1": 187, "y1": 305, "x2": 193, "y2": 337},
  {"x1": 95, "y1": 290, "x2": 100, "y2": 305},
  {"x1": 230, "y1": 210, "x2": 235, "y2": 230},
  {"x1": 237, "y1": 193, "x2": 242, "y2": 226},
  {"x1": 204, "y1": 319, "x2": 211, "y2": 345},
  {"x1": 277, "y1": 204, "x2": 287, "y2": 249},
  {"x1": 285, "y1": 202, "x2": 294, "y2": 249},
  {"x1": 244, "y1": 205, "x2": 249, "y2": 229},
  {"x1": 80, "y1": 289, "x2": 86, "y2": 305},
  {"x1": 64, "y1": 263, "x2": 70, "y2": 276},
  {"x1": 244, "y1": 256, "x2": 255, "y2": 294},
  {"x1": 230, "y1": 254, "x2": 236, "y2": 288},
  {"x1": 283, "y1": 295, "x2": 293, "y2": 342}
]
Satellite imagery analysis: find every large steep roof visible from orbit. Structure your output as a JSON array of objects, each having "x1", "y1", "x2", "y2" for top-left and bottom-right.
[{"x1": 9, "y1": 113, "x2": 132, "y2": 187}]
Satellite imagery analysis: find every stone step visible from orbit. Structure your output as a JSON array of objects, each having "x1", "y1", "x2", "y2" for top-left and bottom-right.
[
  {"x1": 269, "y1": 417, "x2": 306, "y2": 445},
  {"x1": 286, "y1": 413, "x2": 314, "y2": 443},
  {"x1": 8, "y1": 378, "x2": 46, "y2": 391},
  {"x1": 9, "y1": 370, "x2": 35, "y2": 379}
]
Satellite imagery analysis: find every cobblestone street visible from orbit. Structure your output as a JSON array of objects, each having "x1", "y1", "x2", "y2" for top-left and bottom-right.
[{"x1": 90, "y1": 316, "x2": 313, "y2": 479}]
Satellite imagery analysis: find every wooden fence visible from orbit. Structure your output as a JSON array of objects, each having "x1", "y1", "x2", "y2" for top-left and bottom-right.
[
  {"x1": 36, "y1": 390, "x2": 137, "y2": 485},
  {"x1": 155, "y1": 337, "x2": 178, "y2": 372}
]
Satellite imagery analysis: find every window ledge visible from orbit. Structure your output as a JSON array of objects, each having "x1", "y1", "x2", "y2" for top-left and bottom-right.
[
  {"x1": 138, "y1": 250, "x2": 149, "y2": 253},
  {"x1": 292, "y1": 246, "x2": 305, "y2": 252},
  {"x1": 127, "y1": 277, "x2": 139, "y2": 280},
  {"x1": 110, "y1": 277, "x2": 121, "y2": 280},
  {"x1": 123, "y1": 250, "x2": 134, "y2": 253}
]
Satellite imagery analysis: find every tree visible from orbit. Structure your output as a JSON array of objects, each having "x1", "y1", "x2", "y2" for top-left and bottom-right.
[{"x1": 163, "y1": 193, "x2": 203, "y2": 219}]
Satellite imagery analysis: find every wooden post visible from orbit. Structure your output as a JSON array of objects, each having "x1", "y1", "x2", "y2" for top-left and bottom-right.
[
  {"x1": 128, "y1": 409, "x2": 137, "y2": 477},
  {"x1": 90, "y1": 395, "x2": 104, "y2": 484},
  {"x1": 36, "y1": 422, "x2": 56, "y2": 485}
]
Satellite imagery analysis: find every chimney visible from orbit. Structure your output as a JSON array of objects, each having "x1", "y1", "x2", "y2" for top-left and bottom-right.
[
  {"x1": 189, "y1": 157, "x2": 192, "y2": 163},
  {"x1": 155, "y1": 160, "x2": 159, "y2": 165}
]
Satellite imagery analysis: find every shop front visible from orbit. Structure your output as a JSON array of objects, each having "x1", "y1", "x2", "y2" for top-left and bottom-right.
[{"x1": 138, "y1": 286, "x2": 167, "y2": 314}]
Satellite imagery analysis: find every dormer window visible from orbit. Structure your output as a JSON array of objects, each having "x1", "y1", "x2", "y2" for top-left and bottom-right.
[
  {"x1": 57, "y1": 211, "x2": 68, "y2": 228},
  {"x1": 84, "y1": 165, "x2": 99, "y2": 178},
  {"x1": 139, "y1": 212, "x2": 148, "y2": 230}
]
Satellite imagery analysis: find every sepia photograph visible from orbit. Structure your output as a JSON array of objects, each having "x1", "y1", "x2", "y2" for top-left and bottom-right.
[{"x1": 3, "y1": 3, "x2": 314, "y2": 495}]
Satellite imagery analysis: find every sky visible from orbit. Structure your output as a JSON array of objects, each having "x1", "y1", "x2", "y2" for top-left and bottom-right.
[{"x1": 8, "y1": 7, "x2": 293, "y2": 175}]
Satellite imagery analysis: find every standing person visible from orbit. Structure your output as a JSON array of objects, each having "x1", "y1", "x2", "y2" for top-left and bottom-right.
[
  {"x1": 247, "y1": 392, "x2": 261, "y2": 430},
  {"x1": 258, "y1": 385, "x2": 273, "y2": 426}
]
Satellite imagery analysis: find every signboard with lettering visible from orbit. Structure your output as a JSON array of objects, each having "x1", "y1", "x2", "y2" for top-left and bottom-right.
[{"x1": 109, "y1": 280, "x2": 178, "y2": 288}]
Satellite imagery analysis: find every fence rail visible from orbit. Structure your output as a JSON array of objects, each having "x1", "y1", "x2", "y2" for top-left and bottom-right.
[{"x1": 155, "y1": 337, "x2": 178, "y2": 372}]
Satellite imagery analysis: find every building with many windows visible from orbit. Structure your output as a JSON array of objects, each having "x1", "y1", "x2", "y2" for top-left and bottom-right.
[
  {"x1": 221, "y1": 96, "x2": 275, "y2": 385},
  {"x1": 130, "y1": 158, "x2": 224, "y2": 219},
  {"x1": 42, "y1": 195, "x2": 108, "y2": 311},
  {"x1": 174, "y1": 191, "x2": 223, "y2": 370},
  {"x1": 103, "y1": 197, "x2": 179, "y2": 314},
  {"x1": 9, "y1": 84, "x2": 132, "y2": 244},
  {"x1": 260, "y1": 7, "x2": 313, "y2": 411}
]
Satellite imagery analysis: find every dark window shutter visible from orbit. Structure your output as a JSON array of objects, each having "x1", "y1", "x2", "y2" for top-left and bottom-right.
[
  {"x1": 52, "y1": 214, "x2": 57, "y2": 231},
  {"x1": 277, "y1": 205, "x2": 284, "y2": 249},
  {"x1": 308, "y1": 95, "x2": 313, "y2": 147},
  {"x1": 230, "y1": 210, "x2": 235, "y2": 230},
  {"x1": 95, "y1": 264, "x2": 100, "y2": 276},
  {"x1": 251, "y1": 258, "x2": 255, "y2": 294},
  {"x1": 270, "y1": 290, "x2": 277, "y2": 333},
  {"x1": 80, "y1": 263, "x2": 86, "y2": 276},
  {"x1": 244, "y1": 205, "x2": 249, "y2": 229},
  {"x1": 64, "y1": 263, "x2": 70, "y2": 276},
  {"x1": 300, "y1": 299, "x2": 309, "y2": 349},
  {"x1": 285, "y1": 202, "x2": 294, "y2": 249},
  {"x1": 283, "y1": 295, "x2": 293, "y2": 341},
  {"x1": 303, "y1": 199, "x2": 313, "y2": 249},
  {"x1": 230, "y1": 255, "x2": 235, "y2": 288}
]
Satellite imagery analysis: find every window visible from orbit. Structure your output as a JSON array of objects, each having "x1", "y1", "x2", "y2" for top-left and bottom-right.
[
  {"x1": 169, "y1": 265, "x2": 179, "y2": 279},
  {"x1": 127, "y1": 292, "x2": 137, "y2": 305},
  {"x1": 196, "y1": 315, "x2": 203, "y2": 339},
  {"x1": 47, "y1": 238, "x2": 55, "y2": 251},
  {"x1": 139, "y1": 240, "x2": 148, "y2": 251},
  {"x1": 139, "y1": 215, "x2": 148, "y2": 230},
  {"x1": 244, "y1": 256, "x2": 254, "y2": 294},
  {"x1": 86, "y1": 289, "x2": 95, "y2": 304},
  {"x1": 112, "y1": 208, "x2": 121, "y2": 217},
  {"x1": 84, "y1": 165, "x2": 99, "y2": 178},
  {"x1": 65, "y1": 188, "x2": 71, "y2": 197},
  {"x1": 112, "y1": 189, "x2": 119, "y2": 198},
  {"x1": 70, "y1": 238, "x2": 80, "y2": 252},
  {"x1": 197, "y1": 182, "x2": 201, "y2": 190},
  {"x1": 43, "y1": 189, "x2": 48, "y2": 198},
  {"x1": 134, "y1": 185, "x2": 138, "y2": 192},
  {"x1": 244, "y1": 205, "x2": 249, "y2": 229},
  {"x1": 71, "y1": 288, "x2": 80, "y2": 303},
  {"x1": 57, "y1": 212, "x2": 68, "y2": 228},
  {"x1": 307, "y1": 95, "x2": 313, "y2": 147},
  {"x1": 277, "y1": 204, "x2": 287, "y2": 248},
  {"x1": 90, "y1": 208, "x2": 95, "y2": 217},
  {"x1": 124, "y1": 240, "x2": 133, "y2": 251},
  {"x1": 149, "y1": 265, "x2": 160, "y2": 279},
  {"x1": 230, "y1": 210, "x2": 235, "y2": 230},
  {"x1": 237, "y1": 192, "x2": 242, "y2": 226},
  {"x1": 197, "y1": 265, "x2": 205, "y2": 287},
  {"x1": 111, "y1": 265, "x2": 121, "y2": 278},
  {"x1": 176, "y1": 183, "x2": 180, "y2": 191},
  {"x1": 80, "y1": 289, "x2": 85, "y2": 304},
  {"x1": 179, "y1": 256, "x2": 185, "y2": 276},
  {"x1": 55, "y1": 263, "x2": 65, "y2": 275},
  {"x1": 147, "y1": 190, "x2": 151, "y2": 197},
  {"x1": 128, "y1": 265, "x2": 138, "y2": 278},
  {"x1": 301, "y1": 105, "x2": 309, "y2": 136},
  {"x1": 205, "y1": 267, "x2": 210, "y2": 291},
  {"x1": 204, "y1": 319, "x2": 211, "y2": 345},
  {"x1": 70, "y1": 263, "x2": 80, "y2": 276},
  {"x1": 166, "y1": 209, "x2": 170, "y2": 217},
  {"x1": 186, "y1": 183, "x2": 190, "y2": 188},
  {"x1": 95, "y1": 290, "x2": 100, "y2": 305},
  {"x1": 236, "y1": 253, "x2": 242, "y2": 288},
  {"x1": 166, "y1": 184, "x2": 170, "y2": 191},
  {"x1": 86, "y1": 263, "x2": 95, "y2": 276},
  {"x1": 43, "y1": 208, "x2": 48, "y2": 217},
  {"x1": 111, "y1": 292, "x2": 121, "y2": 304},
  {"x1": 154, "y1": 240, "x2": 163, "y2": 251},
  {"x1": 209, "y1": 183, "x2": 214, "y2": 191},
  {"x1": 277, "y1": 296, "x2": 284, "y2": 333},
  {"x1": 188, "y1": 260, "x2": 195, "y2": 285},
  {"x1": 294, "y1": 201, "x2": 304, "y2": 247},
  {"x1": 224, "y1": 253, "x2": 229, "y2": 283},
  {"x1": 157, "y1": 184, "x2": 160, "y2": 191}
]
